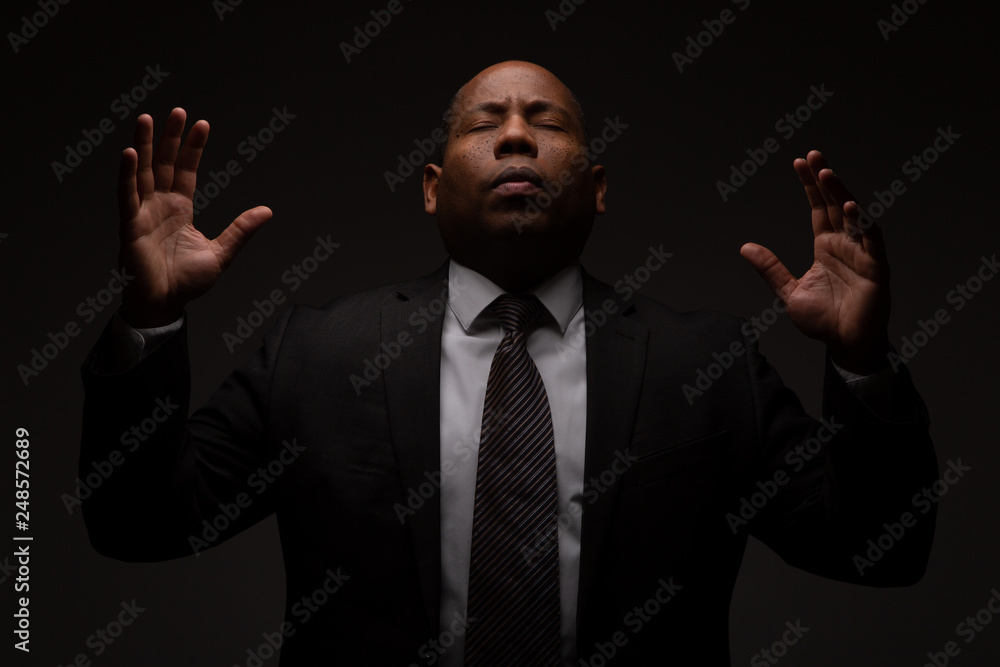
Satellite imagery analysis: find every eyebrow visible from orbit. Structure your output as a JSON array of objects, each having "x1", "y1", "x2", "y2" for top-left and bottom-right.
[{"x1": 465, "y1": 98, "x2": 574, "y2": 120}]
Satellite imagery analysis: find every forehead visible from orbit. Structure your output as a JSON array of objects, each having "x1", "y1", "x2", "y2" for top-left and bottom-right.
[{"x1": 455, "y1": 65, "x2": 574, "y2": 116}]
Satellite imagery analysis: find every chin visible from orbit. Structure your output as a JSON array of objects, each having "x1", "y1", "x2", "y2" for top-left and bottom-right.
[{"x1": 503, "y1": 212, "x2": 548, "y2": 236}]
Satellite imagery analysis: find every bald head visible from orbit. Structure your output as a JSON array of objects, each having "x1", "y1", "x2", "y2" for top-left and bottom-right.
[
  {"x1": 421, "y1": 60, "x2": 607, "y2": 293},
  {"x1": 437, "y1": 61, "x2": 588, "y2": 166}
]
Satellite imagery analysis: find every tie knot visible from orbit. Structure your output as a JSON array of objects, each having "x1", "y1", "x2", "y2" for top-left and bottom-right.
[{"x1": 491, "y1": 293, "x2": 543, "y2": 335}]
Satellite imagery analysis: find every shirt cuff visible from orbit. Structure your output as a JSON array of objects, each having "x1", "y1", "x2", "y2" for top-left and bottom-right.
[
  {"x1": 92, "y1": 311, "x2": 184, "y2": 374},
  {"x1": 830, "y1": 355, "x2": 901, "y2": 419}
]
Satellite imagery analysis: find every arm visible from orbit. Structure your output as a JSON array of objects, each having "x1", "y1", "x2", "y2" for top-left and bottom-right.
[
  {"x1": 741, "y1": 332, "x2": 938, "y2": 586},
  {"x1": 80, "y1": 108, "x2": 274, "y2": 559},
  {"x1": 80, "y1": 312, "x2": 289, "y2": 561},
  {"x1": 739, "y1": 150, "x2": 938, "y2": 584}
]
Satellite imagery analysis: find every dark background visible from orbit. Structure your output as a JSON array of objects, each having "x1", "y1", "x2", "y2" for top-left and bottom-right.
[{"x1": 2, "y1": 0, "x2": 998, "y2": 664}]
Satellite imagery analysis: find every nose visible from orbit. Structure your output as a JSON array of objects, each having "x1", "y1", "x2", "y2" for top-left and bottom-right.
[{"x1": 494, "y1": 115, "x2": 538, "y2": 159}]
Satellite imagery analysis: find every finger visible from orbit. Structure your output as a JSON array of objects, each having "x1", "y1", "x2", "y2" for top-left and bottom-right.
[
  {"x1": 805, "y1": 151, "x2": 844, "y2": 231},
  {"x1": 740, "y1": 242, "x2": 799, "y2": 302},
  {"x1": 817, "y1": 166, "x2": 859, "y2": 225},
  {"x1": 133, "y1": 114, "x2": 155, "y2": 201},
  {"x1": 840, "y1": 199, "x2": 864, "y2": 242},
  {"x1": 816, "y1": 164, "x2": 856, "y2": 201},
  {"x1": 816, "y1": 168, "x2": 844, "y2": 233},
  {"x1": 793, "y1": 157, "x2": 834, "y2": 236},
  {"x1": 171, "y1": 120, "x2": 210, "y2": 199},
  {"x1": 211, "y1": 206, "x2": 274, "y2": 270},
  {"x1": 844, "y1": 200, "x2": 888, "y2": 264},
  {"x1": 117, "y1": 147, "x2": 141, "y2": 227},
  {"x1": 152, "y1": 108, "x2": 188, "y2": 192}
]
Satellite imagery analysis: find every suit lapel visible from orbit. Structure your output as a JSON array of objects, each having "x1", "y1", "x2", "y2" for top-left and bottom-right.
[
  {"x1": 380, "y1": 263, "x2": 649, "y2": 636},
  {"x1": 576, "y1": 270, "x2": 649, "y2": 625},
  {"x1": 381, "y1": 261, "x2": 450, "y2": 634}
]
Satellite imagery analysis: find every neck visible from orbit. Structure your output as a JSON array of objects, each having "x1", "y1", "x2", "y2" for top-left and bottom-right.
[{"x1": 462, "y1": 255, "x2": 575, "y2": 293}]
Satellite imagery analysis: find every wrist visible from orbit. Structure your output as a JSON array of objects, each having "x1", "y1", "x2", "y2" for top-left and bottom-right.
[
  {"x1": 829, "y1": 339, "x2": 892, "y2": 376},
  {"x1": 120, "y1": 294, "x2": 184, "y2": 329}
]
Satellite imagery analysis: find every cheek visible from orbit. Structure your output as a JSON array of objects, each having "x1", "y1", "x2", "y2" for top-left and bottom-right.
[
  {"x1": 438, "y1": 157, "x2": 483, "y2": 204},
  {"x1": 539, "y1": 139, "x2": 586, "y2": 178},
  {"x1": 452, "y1": 143, "x2": 493, "y2": 174},
  {"x1": 542, "y1": 149, "x2": 593, "y2": 199}
]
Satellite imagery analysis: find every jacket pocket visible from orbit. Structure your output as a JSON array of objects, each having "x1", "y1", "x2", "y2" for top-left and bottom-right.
[{"x1": 620, "y1": 430, "x2": 731, "y2": 489}]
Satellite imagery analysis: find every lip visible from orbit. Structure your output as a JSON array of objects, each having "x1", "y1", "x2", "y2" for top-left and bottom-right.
[
  {"x1": 494, "y1": 180, "x2": 542, "y2": 196},
  {"x1": 491, "y1": 166, "x2": 543, "y2": 196}
]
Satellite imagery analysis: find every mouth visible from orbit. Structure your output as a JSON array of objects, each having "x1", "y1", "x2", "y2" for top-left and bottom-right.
[{"x1": 492, "y1": 166, "x2": 543, "y2": 196}]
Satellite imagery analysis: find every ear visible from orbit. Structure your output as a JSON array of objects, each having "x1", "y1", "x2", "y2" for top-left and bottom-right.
[
  {"x1": 423, "y1": 163, "x2": 442, "y2": 215},
  {"x1": 591, "y1": 164, "x2": 607, "y2": 214}
]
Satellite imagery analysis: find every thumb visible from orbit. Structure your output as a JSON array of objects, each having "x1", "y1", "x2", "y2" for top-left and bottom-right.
[
  {"x1": 213, "y1": 205, "x2": 273, "y2": 269},
  {"x1": 740, "y1": 242, "x2": 797, "y2": 301}
]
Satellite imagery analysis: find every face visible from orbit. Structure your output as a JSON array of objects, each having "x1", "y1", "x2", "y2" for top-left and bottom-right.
[{"x1": 423, "y1": 61, "x2": 606, "y2": 292}]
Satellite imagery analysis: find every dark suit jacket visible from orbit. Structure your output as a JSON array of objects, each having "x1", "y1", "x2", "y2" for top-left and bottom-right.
[{"x1": 80, "y1": 260, "x2": 938, "y2": 665}]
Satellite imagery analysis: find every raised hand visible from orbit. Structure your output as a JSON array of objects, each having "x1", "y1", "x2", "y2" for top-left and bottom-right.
[
  {"x1": 740, "y1": 150, "x2": 891, "y2": 374},
  {"x1": 117, "y1": 108, "x2": 272, "y2": 327}
]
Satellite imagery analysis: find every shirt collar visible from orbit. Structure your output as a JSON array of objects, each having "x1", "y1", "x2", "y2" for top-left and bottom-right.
[{"x1": 447, "y1": 258, "x2": 583, "y2": 334}]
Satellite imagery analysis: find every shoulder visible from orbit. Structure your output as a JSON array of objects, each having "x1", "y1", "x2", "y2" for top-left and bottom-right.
[
  {"x1": 275, "y1": 261, "x2": 450, "y2": 343},
  {"x1": 581, "y1": 268, "x2": 745, "y2": 344}
]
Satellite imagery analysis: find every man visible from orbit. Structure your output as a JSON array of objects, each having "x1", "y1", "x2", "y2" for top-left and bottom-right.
[{"x1": 80, "y1": 61, "x2": 938, "y2": 665}]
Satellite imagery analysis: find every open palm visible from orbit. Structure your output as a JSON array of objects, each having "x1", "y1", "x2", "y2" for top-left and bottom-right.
[
  {"x1": 118, "y1": 108, "x2": 272, "y2": 327},
  {"x1": 741, "y1": 151, "x2": 891, "y2": 373}
]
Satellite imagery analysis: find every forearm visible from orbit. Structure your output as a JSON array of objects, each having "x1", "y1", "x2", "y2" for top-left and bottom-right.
[
  {"x1": 813, "y1": 355, "x2": 938, "y2": 584},
  {"x1": 79, "y1": 317, "x2": 200, "y2": 560},
  {"x1": 80, "y1": 307, "x2": 289, "y2": 561},
  {"x1": 745, "y1": 335, "x2": 938, "y2": 586}
]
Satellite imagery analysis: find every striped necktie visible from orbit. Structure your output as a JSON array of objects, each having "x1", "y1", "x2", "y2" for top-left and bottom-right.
[{"x1": 464, "y1": 293, "x2": 561, "y2": 666}]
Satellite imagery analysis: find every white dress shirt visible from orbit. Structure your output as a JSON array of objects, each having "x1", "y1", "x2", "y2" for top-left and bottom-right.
[
  {"x1": 103, "y1": 259, "x2": 897, "y2": 667},
  {"x1": 438, "y1": 259, "x2": 587, "y2": 666}
]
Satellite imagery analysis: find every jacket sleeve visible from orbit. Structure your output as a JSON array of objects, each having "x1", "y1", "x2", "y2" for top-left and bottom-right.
[
  {"x1": 741, "y1": 326, "x2": 939, "y2": 586},
  {"x1": 78, "y1": 308, "x2": 294, "y2": 561}
]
